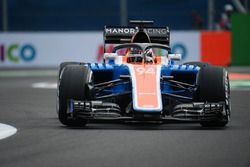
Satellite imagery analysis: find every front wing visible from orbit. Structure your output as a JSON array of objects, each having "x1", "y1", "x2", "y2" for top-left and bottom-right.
[{"x1": 67, "y1": 99, "x2": 227, "y2": 124}]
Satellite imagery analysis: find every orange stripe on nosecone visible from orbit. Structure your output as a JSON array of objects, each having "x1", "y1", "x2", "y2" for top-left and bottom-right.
[{"x1": 132, "y1": 64, "x2": 160, "y2": 109}]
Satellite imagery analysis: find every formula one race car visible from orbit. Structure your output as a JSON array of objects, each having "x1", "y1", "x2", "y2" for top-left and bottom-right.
[{"x1": 57, "y1": 20, "x2": 231, "y2": 127}]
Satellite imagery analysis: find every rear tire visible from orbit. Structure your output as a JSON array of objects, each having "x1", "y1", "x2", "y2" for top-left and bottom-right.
[
  {"x1": 57, "y1": 64, "x2": 91, "y2": 126},
  {"x1": 196, "y1": 65, "x2": 230, "y2": 127}
]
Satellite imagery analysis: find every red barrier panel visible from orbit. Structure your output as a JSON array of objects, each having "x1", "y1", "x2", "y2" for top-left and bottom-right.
[{"x1": 200, "y1": 31, "x2": 231, "y2": 66}]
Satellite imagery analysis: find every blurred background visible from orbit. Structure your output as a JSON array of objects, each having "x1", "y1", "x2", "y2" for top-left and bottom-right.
[{"x1": 0, "y1": 0, "x2": 250, "y2": 68}]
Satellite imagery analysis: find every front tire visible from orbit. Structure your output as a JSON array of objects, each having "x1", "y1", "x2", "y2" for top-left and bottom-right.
[
  {"x1": 58, "y1": 62, "x2": 85, "y2": 80},
  {"x1": 196, "y1": 65, "x2": 230, "y2": 127},
  {"x1": 57, "y1": 64, "x2": 91, "y2": 126}
]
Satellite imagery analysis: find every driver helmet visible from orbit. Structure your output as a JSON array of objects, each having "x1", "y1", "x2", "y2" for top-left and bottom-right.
[{"x1": 130, "y1": 47, "x2": 141, "y2": 54}]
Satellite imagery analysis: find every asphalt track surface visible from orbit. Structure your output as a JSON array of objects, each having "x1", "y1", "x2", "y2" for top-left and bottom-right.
[{"x1": 0, "y1": 71, "x2": 250, "y2": 167}]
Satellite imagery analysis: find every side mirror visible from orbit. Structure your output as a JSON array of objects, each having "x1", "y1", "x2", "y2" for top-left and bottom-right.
[
  {"x1": 168, "y1": 54, "x2": 182, "y2": 61},
  {"x1": 103, "y1": 53, "x2": 118, "y2": 60}
]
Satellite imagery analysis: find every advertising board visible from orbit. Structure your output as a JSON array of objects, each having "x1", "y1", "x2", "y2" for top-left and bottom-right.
[{"x1": 1, "y1": 31, "x2": 230, "y2": 67}]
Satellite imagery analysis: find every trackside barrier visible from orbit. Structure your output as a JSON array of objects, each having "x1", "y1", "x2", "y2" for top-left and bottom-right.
[
  {"x1": 0, "y1": 31, "x2": 233, "y2": 68},
  {"x1": 201, "y1": 31, "x2": 231, "y2": 66},
  {"x1": 232, "y1": 14, "x2": 250, "y2": 65}
]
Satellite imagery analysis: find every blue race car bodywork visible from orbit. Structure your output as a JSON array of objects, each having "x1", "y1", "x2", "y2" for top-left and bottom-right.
[
  {"x1": 87, "y1": 60, "x2": 200, "y2": 113},
  {"x1": 57, "y1": 21, "x2": 230, "y2": 127}
]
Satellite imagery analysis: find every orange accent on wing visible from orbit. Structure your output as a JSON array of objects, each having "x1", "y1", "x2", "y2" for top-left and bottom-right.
[
  {"x1": 122, "y1": 56, "x2": 127, "y2": 63},
  {"x1": 122, "y1": 49, "x2": 130, "y2": 63},
  {"x1": 133, "y1": 65, "x2": 159, "y2": 109}
]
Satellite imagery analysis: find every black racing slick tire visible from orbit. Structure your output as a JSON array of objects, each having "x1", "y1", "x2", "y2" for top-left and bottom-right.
[
  {"x1": 196, "y1": 65, "x2": 230, "y2": 127},
  {"x1": 58, "y1": 62, "x2": 85, "y2": 79},
  {"x1": 57, "y1": 64, "x2": 92, "y2": 126}
]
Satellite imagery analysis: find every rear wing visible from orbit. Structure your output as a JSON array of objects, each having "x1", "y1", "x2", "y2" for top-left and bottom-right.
[{"x1": 103, "y1": 20, "x2": 170, "y2": 47}]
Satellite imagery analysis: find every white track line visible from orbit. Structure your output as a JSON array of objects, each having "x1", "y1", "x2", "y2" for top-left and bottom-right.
[
  {"x1": 0, "y1": 123, "x2": 17, "y2": 140},
  {"x1": 32, "y1": 82, "x2": 57, "y2": 89}
]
